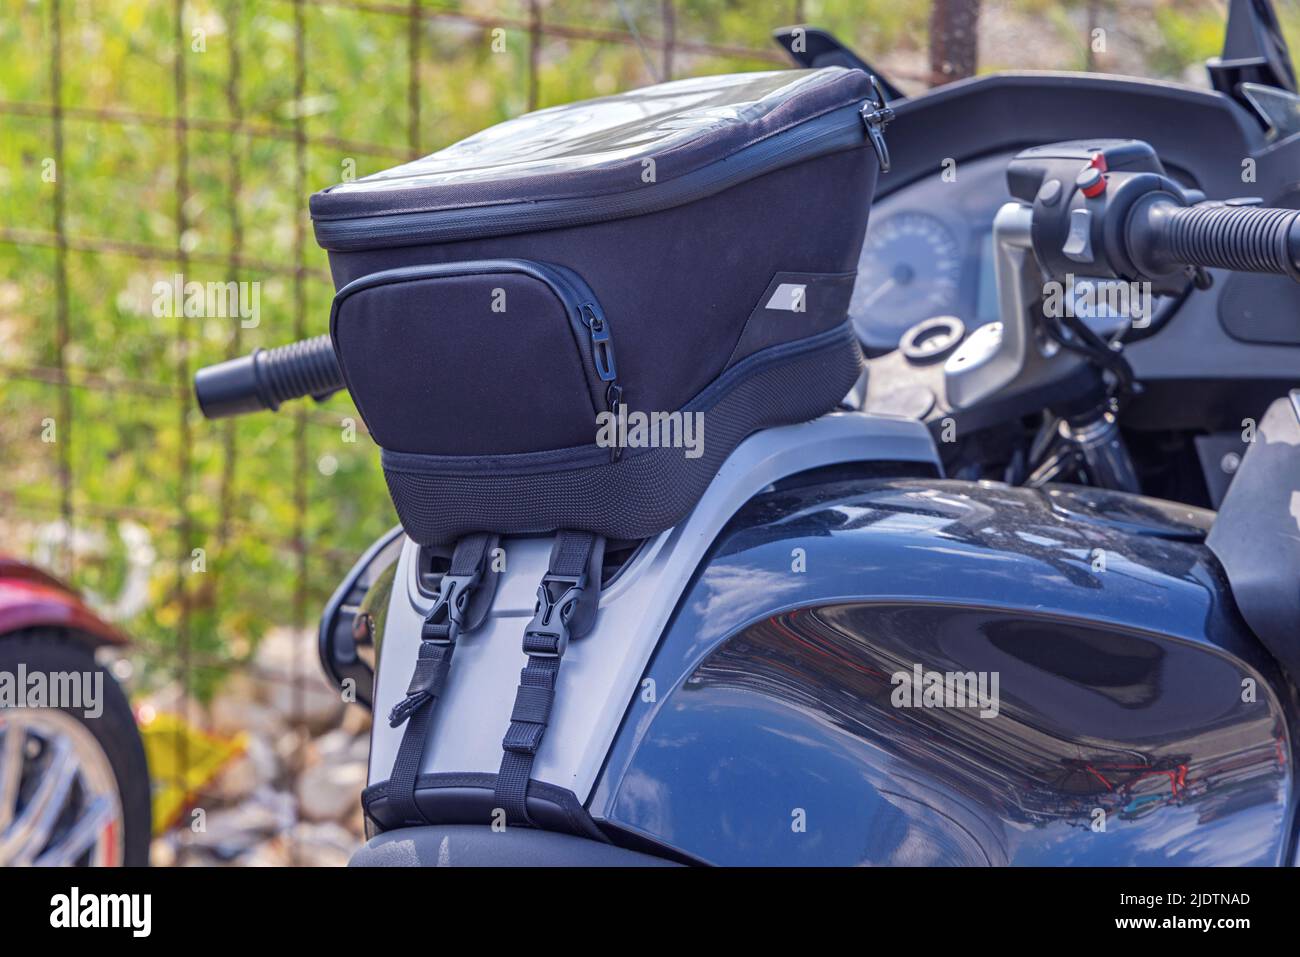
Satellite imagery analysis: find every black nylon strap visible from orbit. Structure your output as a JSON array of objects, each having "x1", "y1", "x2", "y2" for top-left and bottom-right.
[
  {"x1": 385, "y1": 533, "x2": 493, "y2": 826},
  {"x1": 385, "y1": 641, "x2": 453, "y2": 825},
  {"x1": 446, "y1": 533, "x2": 494, "y2": 578},
  {"x1": 549, "y1": 530, "x2": 599, "y2": 579},
  {"x1": 495, "y1": 530, "x2": 601, "y2": 825}
]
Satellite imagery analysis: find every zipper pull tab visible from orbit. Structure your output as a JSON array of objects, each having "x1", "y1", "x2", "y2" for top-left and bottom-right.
[
  {"x1": 582, "y1": 303, "x2": 617, "y2": 382},
  {"x1": 859, "y1": 74, "x2": 894, "y2": 174},
  {"x1": 605, "y1": 382, "x2": 623, "y2": 463}
]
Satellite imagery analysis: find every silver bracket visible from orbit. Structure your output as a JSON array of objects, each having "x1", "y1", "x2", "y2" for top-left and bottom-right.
[{"x1": 944, "y1": 201, "x2": 1041, "y2": 409}]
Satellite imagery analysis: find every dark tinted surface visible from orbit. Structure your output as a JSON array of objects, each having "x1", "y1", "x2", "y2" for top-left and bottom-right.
[
  {"x1": 326, "y1": 69, "x2": 851, "y2": 194},
  {"x1": 597, "y1": 478, "x2": 1294, "y2": 865}
]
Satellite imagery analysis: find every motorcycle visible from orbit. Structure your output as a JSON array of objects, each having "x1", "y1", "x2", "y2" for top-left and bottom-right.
[
  {"x1": 0, "y1": 557, "x2": 152, "y2": 866},
  {"x1": 195, "y1": 0, "x2": 1300, "y2": 865}
]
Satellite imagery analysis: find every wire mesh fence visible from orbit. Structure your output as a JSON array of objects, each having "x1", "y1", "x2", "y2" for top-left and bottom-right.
[
  {"x1": 1, "y1": 0, "x2": 1242, "y2": 864},
  {"x1": 0, "y1": 0, "x2": 861, "y2": 865}
]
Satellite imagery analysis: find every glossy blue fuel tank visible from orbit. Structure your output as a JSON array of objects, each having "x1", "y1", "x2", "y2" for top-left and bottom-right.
[{"x1": 590, "y1": 478, "x2": 1297, "y2": 865}]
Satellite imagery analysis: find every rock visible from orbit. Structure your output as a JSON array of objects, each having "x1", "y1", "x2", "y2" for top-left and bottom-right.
[
  {"x1": 254, "y1": 627, "x2": 346, "y2": 733},
  {"x1": 207, "y1": 672, "x2": 249, "y2": 728},
  {"x1": 341, "y1": 705, "x2": 372, "y2": 737},
  {"x1": 296, "y1": 760, "x2": 368, "y2": 822},
  {"x1": 186, "y1": 787, "x2": 296, "y2": 859},
  {"x1": 347, "y1": 733, "x2": 371, "y2": 764},
  {"x1": 312, "y1": 727, "x2": 371, "y2": 766},
  {"x1": 239, "y1": 701, "x2": 289, "y2": 740},
  {"x1": 150, "y1": 836, "x2": 178, "y2": 868},
  {"x1": 135, "y1": 681, "x2": 189, "y2": 718},
  {"x1": 289, "y1": 821, "x2": 358, "y2": 867},
  {"x1": 185, "y1": 808, "x2": 273, "y2": 859},
  {"x1": 343, "y1": 801, "x2": 367, "y2": 839},
  {"x1": 209, "y1": 672, "x2": 289, "y2": 740},
  {"x1": 176, "y1": 847, "x2": 229, "y2": 867},
  {"x1": 240, "y1": 837, "x2": 292, "y2": 867},
  {"x1": 209, "y1": 733, "x2": 282, "y2": 801},
  {"x1": 314, "y1": 728, "x2": 355, "y2": 765},
  {"x1": 207, "y1": 752, "x2": 258, "y2": 803},
  {"x1": 276, "y1": 728, "x2": 314, "y2": 774},
  {"x1": 252, "y1": 786, "x2": 298, "y2": 827},
  {"x1": 245, "y1": 733, "x2": 282, "y2": 784}
]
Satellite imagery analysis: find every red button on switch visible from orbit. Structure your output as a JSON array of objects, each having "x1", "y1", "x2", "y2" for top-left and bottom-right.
[{"x1": 1077, "y1": 165, "x2": 1106, "y2": 199}]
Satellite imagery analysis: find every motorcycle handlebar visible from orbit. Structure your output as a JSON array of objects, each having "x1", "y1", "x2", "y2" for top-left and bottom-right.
[
  {"x1": 194, "y1": 335, "x2": 344, "y2": 419},
  {"x1": 1128, "y1": 199, "x2": 1300, "y2": 282}
]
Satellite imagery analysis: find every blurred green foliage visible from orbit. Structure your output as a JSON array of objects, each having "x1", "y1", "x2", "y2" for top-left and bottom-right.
[{"x1": 0, "y1": 0, "x2": 1293, "y2": 698}]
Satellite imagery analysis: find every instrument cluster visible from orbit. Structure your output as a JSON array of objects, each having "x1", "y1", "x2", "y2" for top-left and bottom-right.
[{"x1": 851, "y1": 151, "x2": 1017, "y2": 353}]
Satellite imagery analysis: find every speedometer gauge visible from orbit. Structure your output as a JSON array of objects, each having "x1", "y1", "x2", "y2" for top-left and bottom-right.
[{"x1": 850, "y1": 211, "x2": 963, "y2": 351}]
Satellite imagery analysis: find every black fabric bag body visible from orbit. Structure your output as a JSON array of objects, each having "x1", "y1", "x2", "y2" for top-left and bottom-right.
[{"x1": 311, "y1": 67, "x2": 881, "y2": 545}]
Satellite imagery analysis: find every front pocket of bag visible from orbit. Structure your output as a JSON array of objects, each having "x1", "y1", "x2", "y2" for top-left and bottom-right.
[{"x1": 330, "y1": 261, "x2": 618, "y2": 456}]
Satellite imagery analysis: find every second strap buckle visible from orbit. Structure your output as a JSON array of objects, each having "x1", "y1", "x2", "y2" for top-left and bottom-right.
[{"x1": 522, "y1": 573, "x2": 586, "y2": 659}]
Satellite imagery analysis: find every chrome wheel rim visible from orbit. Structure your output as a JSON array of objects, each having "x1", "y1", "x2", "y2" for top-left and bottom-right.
[{"x1": 0, "y1": 709, "x2": 125, "y2": 866}]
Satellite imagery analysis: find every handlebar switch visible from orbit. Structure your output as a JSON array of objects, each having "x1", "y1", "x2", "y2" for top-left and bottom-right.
[
  {"x1": 1008, "y1": 139, "x2": 1194, "y2": 292},
  {"x1": 1011, "y1": 137, "x2": 1300, "y2": 288},
  {"x1": 1062, "y1": 209, "x2": 1095, "y2": 263}
]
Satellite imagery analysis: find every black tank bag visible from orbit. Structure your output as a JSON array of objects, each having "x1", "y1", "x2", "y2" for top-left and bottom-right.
[{"x1": 311, "y1": 67, "x2": 889, "y2": 830}]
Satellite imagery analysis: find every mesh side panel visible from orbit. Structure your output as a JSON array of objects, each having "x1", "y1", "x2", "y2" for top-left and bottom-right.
[{"x1": 382, "y1": 325, "x2": 864, "y2": 544}]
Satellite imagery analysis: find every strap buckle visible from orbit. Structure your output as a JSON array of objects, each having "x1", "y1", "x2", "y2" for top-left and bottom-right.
[
  {"x1": 522, "y1": 572, "x2": 586, "y2": 659},
  {"x1": 422, "y1": 569, "x2": 481, "y2": 645}
]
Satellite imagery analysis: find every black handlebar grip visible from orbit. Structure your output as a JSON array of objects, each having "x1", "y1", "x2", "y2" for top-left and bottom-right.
[
  {"x1": 1131, "y1": 200, "x2": 1300, "y2": 281},
  {"x1": 194, "y1": 334, "x2": 344, "y2": 419}
]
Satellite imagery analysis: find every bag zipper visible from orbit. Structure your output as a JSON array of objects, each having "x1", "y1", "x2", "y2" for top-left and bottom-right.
[
  {"x1": 543, "y1": 267, "x2": 625, "y2": 461},
  {"x1": 313, "y1": 102, "x2": 869, "y2": 251},
  {"x1": 580, "y1": 303, "x2": 623, "y2": 462},
  {"x1": 379, "y1": 321, "x2": 855, "y2": 475}
]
